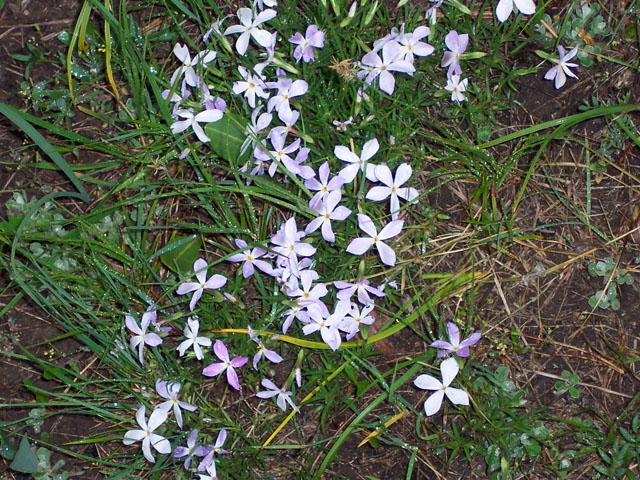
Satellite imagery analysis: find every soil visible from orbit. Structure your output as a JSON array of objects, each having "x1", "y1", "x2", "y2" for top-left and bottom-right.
[{"x1": 1, "y1": 0, "x2": 639, "y2": 479}]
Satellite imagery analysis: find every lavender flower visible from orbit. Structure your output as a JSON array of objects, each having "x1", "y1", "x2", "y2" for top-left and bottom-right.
[
  {"x1": 445, "y1": 75, "x2": 468, "y2": 102},
  {"x1": 123, "y1": 406, "x2": 171, "y2": 463},
  {"x1": 305, "y1": 191, "x2": 352, "y2": 243},
  {"x1": 125, "y1": 310, "x2": 162, "y2": 365},
  {"x1": 155, "y1": 380, "x2": 196, "y2": 429},
  {"x1": 366, "y1": 163, "x2": 419, "y2": 221},
  {"x1": 346, "y1": 214, "x2": 404, "y2": 267},
  {"x1": 177, "y1": 317, "x2": 211, "y2": 361},
  {"x1": 441, "y1": 30, "x2": 468, "y2": 77},
  {"x1": 224, "y1": 8, "x2": 277, "y2": 56},
  {"x1": 256, "y1": 378, "x2": 299, "y2": 411},
  {"x1": 177, "y1": 258, "x2": 227, "y2": 311},
  {"x1": 289, "y1": 25, "x2": 325, "y2": 63},
  {"x1": 544, "y1": 45, "x2": 578, "y2": 89},
  {"x1": 430, "y1": 321, "x2": 481, "y2": 358},
  {"x1": 202, "y1": 339, "x2": 248, "y2": 390}
]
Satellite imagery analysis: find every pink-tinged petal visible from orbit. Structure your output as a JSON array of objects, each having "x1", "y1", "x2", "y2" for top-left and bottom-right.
[
  {"x1": 378, "y1": 220, "x2": 404, "y2": 241},
  {"x1": 346, "y1": 237, "x2": 375, "y2": 255},
  {"x1": 148, "y1": 407, "x2": 169, "y2": 431},
  {"x1": 123, "y1": 429, "x2": 145, "y2": 444},
  {"x1": 189, "y1": 288, "x2": 203, "y2": 311},
  {"x1": 366, "y1": 186, "x2": 391, "y2": 202},
  {"x1": 226, "y1": 367, "x2": 241, "y2": 390},
  {"x1": 177, "y1": 281, "x2": 199, "y2": 295},
  {"x1": 253, "y1": 259, "x2": 274, "y2": 275},
  {"x1": 151, "y1": 434, "x2": 171, "y2": 455},
  {"x1": 230, "y1": 356, "x2": 248, "y2": 368},
  {"x1": 444, "y1": 31, "x2": 458, "y2": 52},
  {"x1": 264, "y1": 349, "x2": 283, "y2": 363},
  {"x1": 496, "y1": 0, "x2": 513, "y2": 22},
  {"x1": 445, "y1": 387, "x2": 469, "y2": 406},
  {"x1": 215, "y1": 429, "x2": 227, "y2": 448},
  {"x1": 204, "y1": 274, "x2": 227, "y2": 290},
  {"x1": 289, "y1": 32, "x2": 305, "y2": 44},
  {"x1": 515, "y1": 0, "x2": 536, "y2": 15},
  {"x1": 202, "y1": 362, "x2": 226, "y2": 377},
  {"x1": 378, "y1": 70, "x2": 396, "y2": 95},
  {"x1": 414, "y1": 374, "x2": 442, "y2": 391},
  {"x1": 424, "y1": 390, "x2": 445, "y2": 416},
  {"x1": 213, "y1": 339, "x2": 229, "y2": 362},
  {"x1": 455, "y1": 346, "x2": 471, "y2": 357},
  {"x1": 334, "y1": 145, "x2": 360, "y2": 164},
  {"x1": 376, "y1": 241, "x2": 396, "y2": 266},
  {"x1": 457, "y1": 34, "x2": 469, "y2": 53},
  {"x1": 144, "y1": 333, "x2": 163, "y2": 347},
  {"x1": 357, "y1": 214, "x2": 378, "y2": 238},
  {"x1": 440, "y1": 357, "x2": 460, "y2": 387},
  {"x1": 125, "y1": 316, "x2": 142, "y2": 335},
  {"x1": 430, "y1": 340, "x2": 453, "y2": 350}
]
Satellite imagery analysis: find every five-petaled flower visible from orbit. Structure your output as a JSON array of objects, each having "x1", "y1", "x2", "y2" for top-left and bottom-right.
[
  {"x1": 256, "y1": 378, "x2": 299, "y2": 411},
  {"x1": 445, "y1": 75, "x2": 468, "y2": 102},
  {"x1": 544, "y1": 45, "x2": 579, "y2": 89},
  {"x1": 177, "y1": 317, "x2": 212, "y2": 361},
  {"x1": 289, "y1": 25, "x2": 325, "y2": 63},
  {"x1": 414, "y1": 357, "x2": 469, "y2": 416},
  {"x1": 155, "y1": 379, "x2": 197, "y2": 429},
  {"x1": 177, "y1": 258, "x2": 227, "y2": 311},
  {"x1": 248, "y1": 326, "x2": 283, "y2": 369},
  {"x1": 227, "y1": 238, "x2": 273, "y2": 277},
  {"x1": 125, "y1": 309, "x2": 163, "y2": 365},
  {"x1": 366, "y1": 164, "x2": 419, "y2": 221},
  {"x1": 171, "y1": 109, "x2": 223, "y2": 143},
  {"x1": 198, "y1": 429, "x2": 229, "y2": 472},
  {"x1": 305, "y1": 190, "x2": 352, "y2": 243},
  {"x1": 431, "y1": 321, "x2": 481, "y2": 358},
  {"x1": 224, "y1": 8, "x2": 277, "y2": 56},
  {"x1": 123, "y1": 405, "x2": 171, "y2": 463},
  {"x1": 346, "y1": 214, "x2": 404, "y2": 267},
  {"x1": 359, "y1": 41, "x2": 416, "y2": 95},
  {"x1": 202, "y1": 339, "x2": 248, "y2": 390},
  {"x1": 335, "y1": 138, "x2": 380, "y2": 184},
  {"x1": 441, "y1": 30, "x2": 468, "y2": 77}
]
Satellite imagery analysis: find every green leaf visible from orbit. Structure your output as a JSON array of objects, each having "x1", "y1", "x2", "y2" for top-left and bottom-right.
[
  {"x1": 159, "y1": 234, "x2": 200, "y2": 275},
  {"x1": 10, "y1": 437, "x2": 38, "y2": 473},
  {"x1": 0, "y1": 436, "x2": 18, "y2": 460},
  {"x1": 204, "y1": 112, "x2": 248, "y2": 165}
]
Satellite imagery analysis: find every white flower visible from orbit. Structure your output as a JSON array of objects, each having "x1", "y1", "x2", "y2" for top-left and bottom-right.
[
  {"x1": 444, "y1": 75, "x2": 468, "y2": 102},
  {"x1": 170, "y1": 44, "x2": 217, "y2": 87},
  {"x1": 233, "y1": 66, "x2": 269, "y2": 108},
  {"x1": 123, "y1": 405, "x2": 171, "y2": 463},
  {"x1": 177, "y1": 317, "x2": 212, "y2": 360},
  {"x1": 366, "y1": 164, "x2": 419, "y2": 221},
  {"x1": 496, "y1": 0, "x2": 536, "y2": 23},
  {"x1": 224, "y1": 8, "x2": 277, "y2": 56},
  {"x1": 171, "y1": 109, "x2": 223, "y2": 143},
  {"x1": 335, "y1": 138, "x2": 379, "y2": 184},
  {"x1": 256, "y1": 378, "x2": 299, "y2": 411},
  {"x1": 413, "y1": 357, "x2": 469, "y2": 416},
  {"x1": 155, "y1": 380, "x2": 197, "y2": 429}
]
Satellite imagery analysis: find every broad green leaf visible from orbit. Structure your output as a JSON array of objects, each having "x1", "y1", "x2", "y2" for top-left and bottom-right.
[
  {"x1": 10, "y1": 437, "x2": 38, "y2": 473},
  {"x1": 158, "y1": 234, "x2": 200, "y2": 275},
  {"x1": 204, "y1": 112, "x2": 248, "y2": 165}
]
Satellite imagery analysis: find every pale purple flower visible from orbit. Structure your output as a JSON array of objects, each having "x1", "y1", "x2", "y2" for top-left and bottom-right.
[
  {"x1": 289, "y1": 24, "x2": 325, "y2": 63},
  {"x1": 267, "y1": 77, "x2": 309, "y2": 122},
  {"x1": 372, "y1": 27, "x2": 402, "y2": 53},
  {"x1": 287, "y1": 269, "x2": 328, "y2": 308},
  {"x1": 431, "y1": 321, "x2": 481, "y2": 358},
  {"x1": 335, "y1": 138, "x2": 379, "y2": 184},
  {"x1": 286, "y1": 147, "x2": 316, "y2": 180},
  {"x1": 366, "y1": 163, "x2": 419, "y2": 221},
  {"x1": 305, "y1": 161, "x2": 345, "y2": 209},
  {"x1": 224, "y1": 8, "x2": 277, "y2": 56},
  {"x1": 202, "y1": 339, "x2": 248, "y2": 390},
  {"x1": 302, "y1": 302, "x2": 349, "y2": 351},
  {"x1": 269, "y1": 109, "x2": 300, "y2": 140},
  {"x1": 174, "y1": 429, "x2": 205, "y2": 470},
  {"x1": 177, "y1": 258, "x2": 227, "y2": 311},
  {"x1": 232, "y1": 66, "x2": 269, "y2": 108},
  {"x1": 441, "y1": 31, "x2": 468, "y2": 77},
  {"x1": 248, "y1": 326, "x2": 283, "y2": 369},
  {"x1": 123, "y1": 405, "x2": 171, "y2": 463},
  {"x1": 177, "y1": 317, "x2": 212, "y2": 361},
  {"x1": 544, "y1": 45, "x2": 579, "y2": 89},
  {"x1": 334, "y1": 277, "x2": 385, "y2": 306},
  {"x1": 125, "y1": 311, "x2": 162, "y2": 365},
  {"x1": 171, "y1": 109, "x2": 223, "y2": 143},
  {"x1": 280, "y1": 302, "x2": 310, "y2": 334},
  {"x1": 227, "y1": 238, "x2": 273, "y2": 277},
  {"x1": 496, "y1": 0, "x2": 536, "y2": 23},
  {"x1": 155, "y1": 380, "x2": 196, "y2": 429},
  {"x1": 270, "y1": 218, "x2": 316, "y2": 278},
  {"x1": 445, "y1": 75, "x2": 468, "y2": 102},
  {"x1": 200, "y1": 83, "x2": 227, "y2": 112},
  {"x1": 359, "y1": 41, "x2": 416, "y2": 95},
  {"x1": 414, "y1": 357, "x2": 469, "y2": 416},
  {"x1": 346, "y1": 214, "x2": 404, "y2": 266},
  {"x1": 426, "y1": 0, "x2": 444, "y2": 24},
  {"x1": 305, "y1": 191, "x2": 352, "y2": 243},
  {"x1": 256, "y1": 378, "x2": 299, "y2": 411},
  {"x1": 398, "y1": 26, "x2": 434, "y2": 64},
  {"x1": 253, "y1": 131, "x2": 302, "y2": 177},
  {"x1": 338, "y1": 303, "x2": 375, "y2": 340},
  {"x1": 170, "y1": 44, "x2": 217, "y2": 87},
  {"x1": 197, "y1": 429, "x2": 228, "y2": 472}
]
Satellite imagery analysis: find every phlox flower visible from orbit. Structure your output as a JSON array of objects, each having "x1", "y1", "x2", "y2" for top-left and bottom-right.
[
  {"x1": 289, "y1": 25, "x2": 325, "y2": 63},
  {"x1": 170, "y1": 44, "x2": 216, "y2": 87},
  {"x1": 155, "y1": 379, "x2": 196, "y2": 429},
  {"x1": 171, "y1": 109, "x2": 223, "y2": 143},
  {"x1": 287, "y1": 269, "x2": 328, "y2": 308},
  {"x1": 431, "y1": 321, "x2": 481, "y2": 358},
  {"x1": 177, "y1": 258, "x2": 227, "y2": 311},
  {"x1": 359, "y1": 41, "x2": 416, "y2": 95},
  {"x1": 302, "y1": 302, "x2": 349, "y2": 351},
  {"x1": 202, "y1": 339, "x2": 248, "y2": 390},
  {"x1": 544, "y1": 45, "x2": 579, "y2": 89},
  {"x1": 257, "y1": 378, "x2": 299, "y2": 411},
  {"x1": 267, "y1": 77, "x2": 309, "y2": 122},
  {"x1": 398, "y1": 25, "x2": 434, "y2": 64},
  {"x1": 248, "y1": 326, "x2": 283, "y2": 369},
  {"x1": 203, "y1": 15, "x2": 232, "y2": 43},
  {"x1": 496, "y1": 0, "x2": 536, "y2": 23},
  {"x1": 334, "y1": 277, "x2": 385, "y2": 306},
  {"x1": 441, "y1": 30, "x2": 468, "y2": 77},
  {"x1": 197, "y1": 429, "x2": 229, "y2": 472},
  {"x1": 372, "y1": 26, "x2": 402, "y2": 53},
  {"x1": 227, "y1": 238, "x2": 273, "y2": 277},
  {"x1": 305, "y1": 191, "x2": 352, "y2": 243},
  {"x1": 177, "y1": 317, "x2": 211, "y2": 361},
  {"x1": 414, "y1": 357, "x2": 469, "y2": 416},
  {"x1": 269, "y1": 109, "x2": 300, "y2": 140},
  {"x1": 224, "y1": 8, "x2": 277, "y2": 56},
  {"x1": 285, "y1": 147, "x2": 316, "y2": 180},
  {"x1": 232, "y1": 66, "x2": 269, "y2": 108},
  {"x1": 125, "y1": 310, "x2": 162, "y2": 365},
  {"x1": 270, "y1": 218, "x2": 316, "y2": 278},
  {"x1": 174, "y1": 429, "x2": 206, "y2": 470},
  {"x1": 426, "y1": 0, "x2": 444, "y2": 24},
  {"x1": 338, "y1": 303, "x2": 375, "y2": 340},
  {"x1": 366, "y1": 163, "x2": 419, "y2": 221},
  {"x1": 200, "y1": 83, "x2": 227, "y2": 112},
  {"x1": 280, "y1": 301, "x2": 310, "y2": 334},
  {"x1": 305, "y1": 161, "x2": 345, "y2": 209},
  {"x1": 445, "y1": 75, "x2": 468, "y2": 102},
  {"x1": 346, "y1": 214, "x2": 404, "y2": 267},
  {"x1": 123, "y1": 405, "x2": 171, "y2": 463},
  {"x1": 335, "y1": 138, "x2": 379, "y2": 184}
]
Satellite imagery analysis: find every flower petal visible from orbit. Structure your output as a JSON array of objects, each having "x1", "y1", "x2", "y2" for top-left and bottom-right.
[
  {"x1": 424, "y1": 390, "x2": 445, "y2": 416},
  {"x1": 414, "y1": 374, "x2": 442, "y2": 391}
]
